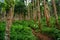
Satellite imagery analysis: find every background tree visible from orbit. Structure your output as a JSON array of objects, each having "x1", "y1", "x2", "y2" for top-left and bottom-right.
[
  {"x1": 0, "y1": 2, "x2": 6, "y2": 21},
  {"x1": 43, "y1": 0, "x2": 50, "y2": 27},
  {"x1": 14, "y1": 0, "x2": 27, "y2": 20},
  {"x1": 51, "y1": 0, "x2": 59, "y2": 27},
  {"x1": 37, "y1": 0, "x2": 41, "y2": 29}
]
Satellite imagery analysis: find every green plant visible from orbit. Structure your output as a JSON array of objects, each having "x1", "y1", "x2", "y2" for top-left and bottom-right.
[
  {"x1": 0, "y1": 21, "x2": 37, "y2": 40},
  {"x1": 0, "y1": 21, "x2": 6, "y2": 40},
  {"x1": 41, "y1": 26, "x2": 60, "y2": 40}
]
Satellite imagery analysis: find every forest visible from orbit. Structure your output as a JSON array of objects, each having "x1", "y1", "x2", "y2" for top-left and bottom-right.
[{"x1": 0, "y1": 0, "x2": 60, "y2": 40}]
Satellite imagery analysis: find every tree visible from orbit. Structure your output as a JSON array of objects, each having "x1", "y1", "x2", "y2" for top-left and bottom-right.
[
  {"x1": 5, "y1": 0, "x2": 15, "y2": 40},
  {"x1": 14, "y1": 0, "x2": 27, "y2": 20},
  {"x1": 37, "y1": 0, "x2": 41, "y2": 29},
  {"x1": 43, "y1": 0, "x2": 50, "y2": 27},
  {"x1": 27, "y1": 2, "x2": 33, "y2": 20},
  {"x1": 27, "y1": 5, "x2": 30, "y2": 20},
  {"x1": 51, "y1": 0, "x2": 59, "y2": 26},
  {"x1": 32, "y1": 0, "x2": 37, "y2": 21},
  {"x1": 0, "y1": 2, "x2": 6, "y2": 21}
]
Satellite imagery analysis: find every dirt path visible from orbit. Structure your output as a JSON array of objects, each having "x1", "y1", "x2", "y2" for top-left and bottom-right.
[{"x1": 32, "y1": 29, "x2": 53, "y2": 40}]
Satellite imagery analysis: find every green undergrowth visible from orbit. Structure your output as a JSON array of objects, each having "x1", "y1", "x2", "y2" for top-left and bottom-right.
[
  {"x1": 0, "y1": 21, "x2": 37, "y2": 40},
  {"x1": 41, "y1": 26, "x2": 60, "y2": 40},
  {"x1": 0, "y1": 17, "x2": 60, "y2": 40}
]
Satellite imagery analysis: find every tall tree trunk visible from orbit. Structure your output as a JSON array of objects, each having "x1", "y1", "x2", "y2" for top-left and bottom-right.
[
  {"x1": 52, "y1": 0, "x2": 59, "y2": 26},
  {"x1": 21, "y1": 13, "x2": 24, "y2": 20},
  {"x1": 37, "y1": 0, "x2": 41, "y2": 29},
  {"x1": 32, "y1": 0, "x2": 34, "y2": 20},
  {"x1": 33, "y1": 9, "x2": 37, "y2": 22},
  {"x1": 27, "y1": 6, "x2": 30, "y2": 20},
  {"x1": 25, "y1": 14, "x2": 28, "y2": 20},
  {"x1": 25, "y1": 0, "x2": 30, "y2": 20},
  {"x1": 43, "y1": 0, "x2": 50, "y2": 27},
  {"x1": 32, "y1": 0, "x2": 37, "y2": 21},
  {"x1": 30, "y1": 6, "x2": 33, "y2": 20},
  {"x1": 5, "y1": 7, "x2": 14, "y2": 40},
  {"x1": 19, "y1": 13, "x2": 23, "y2": 20}
]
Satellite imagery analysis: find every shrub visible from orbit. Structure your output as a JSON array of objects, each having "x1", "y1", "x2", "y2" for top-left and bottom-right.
[
  {"x1": 0, "y1": 21, "x2": 37, "y2": 40},
  {"x1": 0, "y1": 21, "x2": 6, "y2": 40},
  {"x1": 41, "y1": 26, "x2": 60, "y2": 40}
]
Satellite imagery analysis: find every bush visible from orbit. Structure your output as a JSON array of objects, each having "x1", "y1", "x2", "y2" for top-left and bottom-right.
[
  {"x1": 13, "y1": 20, "x2": 39, "y2": 29},
  {"x1": 0, "y1": 21, "x2": 6, "y2": 40},
  {"x1": 41, "y1": 26, "x2": 60, "y2": 40},
  {"x1": 0, "y1": 18, "x2": 60, "y2": 40},
  {"x1": 0, "y1": 21, "x2": 37, "y2": 40}
]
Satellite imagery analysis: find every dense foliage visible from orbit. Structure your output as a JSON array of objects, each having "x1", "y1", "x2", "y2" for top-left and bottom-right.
[
  {"x1": 0, "y1": 17, "x2": 60, "y2": 40},
  {"x1": 0, "y1": 0, "x2": 60, "y2": 40},
  {"x1": 0, "y1": 21, "x2": 37, "y2": 40}
]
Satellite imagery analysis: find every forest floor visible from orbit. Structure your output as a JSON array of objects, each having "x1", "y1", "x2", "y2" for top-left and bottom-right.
[{"x1": 32, "y1": 29, "x2": 53, "y2": 40}]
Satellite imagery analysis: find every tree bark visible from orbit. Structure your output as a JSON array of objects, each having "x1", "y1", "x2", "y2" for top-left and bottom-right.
[
  {"x1": 43, "y1": 0, "x2": 50, "y2": 27},
  {"x1": 27, "y1": 6, "x2": 30, "y2": 20},
  {"x1": 5, "y1": 7, "x2": 14, "y2": 40},
  {"x1": 19, "y1": 13, "x2": 23, "y2": 20},
  {"x1": 37, "y1": 0, "x2": 41, "y2": 29},
  {"x1": 52, "y1": 0, "x2": 59, "y2": 26},
  {"x1": 32, "y1": 0, "x2": 37, "y2": 21}
]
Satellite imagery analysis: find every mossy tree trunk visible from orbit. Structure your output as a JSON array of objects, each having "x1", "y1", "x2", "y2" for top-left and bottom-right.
[
  {"x1": 5, "y1": 7, "x2": 14, "y2": 40},
  {"x1": 43, "y1": 0, "x2": 50, "y2": 27},
  {"x1": 32, "y1": 0, "x2": 37, "y2": 22},
  {"x1": 52, "y1": 0, "x2": 59, "y2": 26},
  {"x1": 37, "y1": 0, "x2": 41, "y2": 29}
]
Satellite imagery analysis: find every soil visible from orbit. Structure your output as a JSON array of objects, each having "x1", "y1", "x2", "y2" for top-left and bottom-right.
[{"x1": 32, "y1": 29, "x2": 54, "y2": 40}]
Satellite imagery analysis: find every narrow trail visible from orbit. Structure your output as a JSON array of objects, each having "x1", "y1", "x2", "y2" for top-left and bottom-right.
[{"x1": 32, "y1": 29, "x2": 53, "y2": 40}]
